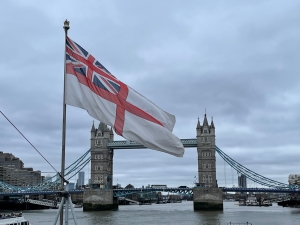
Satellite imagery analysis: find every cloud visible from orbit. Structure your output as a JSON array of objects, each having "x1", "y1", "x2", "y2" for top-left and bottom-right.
[{"x1": 0, "y1": 0, "x2": 299, "y2": 189}]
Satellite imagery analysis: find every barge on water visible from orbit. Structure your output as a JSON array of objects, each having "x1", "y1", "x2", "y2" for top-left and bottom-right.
[{"x1": 278, "y1": 197, "x2": 300, "y2": 208}]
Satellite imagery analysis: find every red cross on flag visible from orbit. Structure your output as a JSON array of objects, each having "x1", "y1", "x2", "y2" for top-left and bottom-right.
[{"x1": 65, "y1": 36, "x2": 184, "y2": 157}]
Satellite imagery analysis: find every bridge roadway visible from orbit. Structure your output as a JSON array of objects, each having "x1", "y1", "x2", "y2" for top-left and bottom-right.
[
  {"x1": 107, "y1": 139, "x2": 198, "y2": 149},
  {"x1": 0, "y1": 187, "x2": 299, "y2": 197}
]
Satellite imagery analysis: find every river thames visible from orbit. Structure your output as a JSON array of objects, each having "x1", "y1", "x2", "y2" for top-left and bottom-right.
[{"x1": 23, "y1": 201, "x2": 300, "y2": 225}]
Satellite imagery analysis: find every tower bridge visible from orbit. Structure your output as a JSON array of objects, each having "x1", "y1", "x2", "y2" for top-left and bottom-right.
[
  {"x1": 0, "y1": 187, "x2": 298, "y2": 198},
  {"x1": 0, "y1": 114, "x2": 295, "y2": 210},
  {"x1": 83, "y1": 114, "x2": 219, "y2": 210}
]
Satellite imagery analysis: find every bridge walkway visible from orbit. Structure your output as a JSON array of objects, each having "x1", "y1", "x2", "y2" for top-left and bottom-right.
[
  {"x1": 119, "y1": 197, "x2": 139, "y2": 204},
  {"x1": 26, "y1": 199, "x2": 58, "y2": 208}
]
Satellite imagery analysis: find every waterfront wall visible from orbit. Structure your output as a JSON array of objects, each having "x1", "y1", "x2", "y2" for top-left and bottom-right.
[
  {"x1": 83, "y1": 189, "x2": 118, "y2": 211},
  {"x1": 278, "y1": 198, "x2": 300, "y2": 208},
  {"x1": 71, "y1": 192, "x2": 83, "y2": 203},
  {"x1": 193, "y1": 187, "x2": 223, "y2": 210},
  {"x1": 0, "y1": 201, "x2": 50, "y2": 210}
]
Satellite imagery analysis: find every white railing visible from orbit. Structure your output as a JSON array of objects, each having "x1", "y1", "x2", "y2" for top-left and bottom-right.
[{"x1": 27, "y1": 199, "x2": 57, "y2": 208}]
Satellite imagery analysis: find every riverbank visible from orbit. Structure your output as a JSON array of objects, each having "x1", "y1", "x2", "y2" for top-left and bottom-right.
[{"x1": 0, "y1": 200, "x2": 50, "y2": 210}]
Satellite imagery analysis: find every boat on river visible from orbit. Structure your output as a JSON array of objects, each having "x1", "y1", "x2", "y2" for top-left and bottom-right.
[
  {"x1": 262, "y1": 200, "x2": 272, "y2": 206},
  {"x1": 246, "y1": 196, "x2": 258, "y2": 206},
  {"x1": 0, "y1": 212, "x2": 30, "y2": 225}
]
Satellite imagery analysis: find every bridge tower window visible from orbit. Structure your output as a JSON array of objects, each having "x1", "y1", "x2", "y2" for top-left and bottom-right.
[
  {"x1": 95, "y1": 165, "x2": 100, "y2": 171},
  {"x1": 96, "y1": 139, "x2": 103, "y2": 147},
  {"x1": 202, "y1": 163, "x2": 211, "y2": 169},
  {"x1": 95, "y1": 154, "x2": 104, "y2": 159},
  {"x1": 100, "y1": 175, "x2": 104, "y2": 183},
  {"x1": 202, "y1": 152, "x2": 211, "y2": 157}
]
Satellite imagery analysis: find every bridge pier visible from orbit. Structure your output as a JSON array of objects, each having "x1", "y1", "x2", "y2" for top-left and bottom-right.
[
  {"x1": 83, "y1": 189, "x2": 118, "y2": 211},
  {"x1": 193, "y1": 187, "x2": 223, "y2": 210}
]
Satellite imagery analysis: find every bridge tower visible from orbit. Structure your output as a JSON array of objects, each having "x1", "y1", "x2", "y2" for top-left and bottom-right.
[
  {"x1": 90, "y1": 122, "x2": 114, "y2": 189},
  {"x1": 193, "y1": 114, "x2": 223, "y2": 210},
  {"x1": 83, "y1": 122, "x2": 118, "y2": 211},
  {"x1": 196, "y1": 114, "x2": 217, "y2": 188}
]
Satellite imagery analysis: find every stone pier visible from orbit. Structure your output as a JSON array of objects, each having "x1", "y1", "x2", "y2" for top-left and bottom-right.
[
  {"x1": 83, "y1": 189, "x2": 118, "y2": 211},
  {"x1": 193, "y1": 187, "x2": 223, "y2": 210}
]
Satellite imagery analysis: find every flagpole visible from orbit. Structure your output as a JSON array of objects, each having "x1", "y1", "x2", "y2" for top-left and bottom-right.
[{"x1": 60, "y1": 19, "x2": 70, "y2": 225}]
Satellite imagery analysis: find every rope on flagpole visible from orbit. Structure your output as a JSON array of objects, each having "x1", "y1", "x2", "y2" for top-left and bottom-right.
[{"x1": 0, "y1": 110, "x2": 59, "y2": 174}]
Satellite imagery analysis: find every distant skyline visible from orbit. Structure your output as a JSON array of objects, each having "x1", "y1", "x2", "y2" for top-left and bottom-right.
[
  {"x1": 1, "y1": 0, "x2": 300, "y2": 188},
  {"x1": 77, "y1": 171, "x2": 85, "y2": 187}
]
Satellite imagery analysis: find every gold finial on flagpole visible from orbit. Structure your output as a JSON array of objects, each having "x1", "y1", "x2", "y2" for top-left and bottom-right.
[{"x1": 63, "y1": 19, "x2": 70, "y2": 32}]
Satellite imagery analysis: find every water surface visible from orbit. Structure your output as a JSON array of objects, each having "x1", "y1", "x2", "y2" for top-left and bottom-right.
[{"x1": 23, "y1": 201, "x2": 300, "y2": 225}]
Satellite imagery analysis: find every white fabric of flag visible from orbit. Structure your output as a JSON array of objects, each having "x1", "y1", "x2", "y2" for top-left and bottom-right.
[{"x1": 65, "y1": 36, "x2": 184, "y2": 157}]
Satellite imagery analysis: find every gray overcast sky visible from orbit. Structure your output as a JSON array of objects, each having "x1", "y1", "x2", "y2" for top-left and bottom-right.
[{"x1": 1, "y1": 0, "x2": 300, "y2": 188}]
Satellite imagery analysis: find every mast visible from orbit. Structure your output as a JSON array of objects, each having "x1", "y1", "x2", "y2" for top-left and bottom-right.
[{"x1": 60, "y1": 19, "x2": 70, "y2": 225}]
